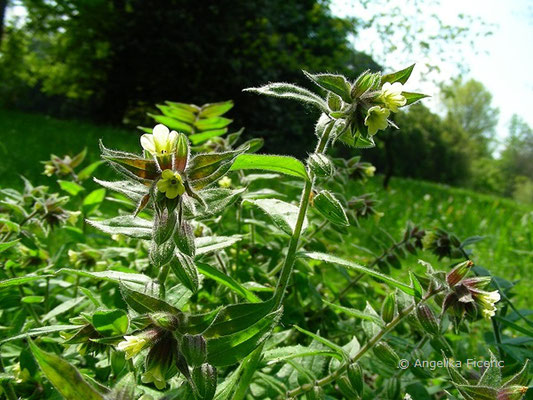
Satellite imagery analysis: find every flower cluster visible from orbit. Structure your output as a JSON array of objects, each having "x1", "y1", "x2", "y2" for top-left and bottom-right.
[{"x1": 443, "y1": 261, "x2": 501, "y2": 320}]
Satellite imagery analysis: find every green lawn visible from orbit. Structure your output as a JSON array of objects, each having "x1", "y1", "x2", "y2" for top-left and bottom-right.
[{"x1": 0, "y1": 109, "x2": 139, "y2": 189}]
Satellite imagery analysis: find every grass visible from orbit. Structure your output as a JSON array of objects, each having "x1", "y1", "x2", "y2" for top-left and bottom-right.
[
  {"x1": 0, "y1": 108, "x2": 139, "y2": 189},
  {"x1": 1, "y1": 108, "x2": 531, "y2": 306}
]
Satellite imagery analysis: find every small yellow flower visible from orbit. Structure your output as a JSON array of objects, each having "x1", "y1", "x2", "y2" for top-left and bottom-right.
[
  {"x1": 157, "y1": 169, "x2": 186, "y2": 199},
  {"x1": 472, "y1": 289, "x2": 500, "y2": 319},
  {"x1": 140, "y1": 124, "x2": 178, "y2": 157},
  {"x1": 218, "y1": 176, "x2": 232, "y2": 188},
  {"x1": 117, "y1": 335, "x2": 148, "y2": 360},
  {"x1": 379, "y1": 82, "x2": 407, "y2": 112},
  {"x1": 364, "y1": 106, "x2": 390, "y2": 136},
  {"x1": 364, "y1": 166, "x2": 376, "y2": 177}
]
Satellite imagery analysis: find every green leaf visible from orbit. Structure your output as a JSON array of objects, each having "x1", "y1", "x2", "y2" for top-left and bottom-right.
[
  {"x1": 92, "y1": 310, "x2": 129, "y2": 336},
  {"x1": 323, "y1": 301, "x2": 384, "y2": 325},
  {"x1": 197, "y1": 263, "x2": 260, "y2": 303},
  {"x1": 22, "y1": 296, "x2": 45, "y2": 304},
  {"x1": 82, "y1": 188, "x2": 106, "y2": 215},
  {"x1": 313, "y1": 190, "x2": 349, "y2": 226},
  {"x1": 57, "y1": 268, "x2": 155, "y2": 287},
  {"x1": 94, "y1": 178, "x2": 148, "y2": 203},
  {"x1": 156, "y1": 104, "x2": 196, "y2": 124},
  {"x1": 120, "y1": 283, "x2": 181, "y2": 315},
  {"x1": 243, "y1": 198, "x2": 308, "y2": 235},
  {"x1": 381, "y1": 64, "x2": 415, "y2": 85},
  {"x1": 87, "y1": 215, "x2": 152, "y2": 239},
  {"x1": 1, "y1": 325, "x2": 83, "y2": 344},
  {"x1": 58, "y1": 180, "x2": 85, "y2": 196},
  {"x1": 303, "y1": 71, "x2": 352, "y2": 103},
  {"x1": 186, "y1": 188, "x2": 245, "y2": 220},
  {"x1": 169, "y1": 252, "x2": 199, "y2": 292},
  {"x1": 147, "y1": 113, "x2": 194, "y2": 133},
  {"x1": 292, "y1": 325, "x2": 347, "y2": 360},
  {"x1": 199, "y1": 101, "x2": 234, "y2": 118},
  {"x1": 244, "y1": 83, "x2": 328, "y2": 112},
  {"x1": 299, "y1": 252, "x2": 415, "y2": 296},
  {"x1": 263, "y1": 345, "x2": 342, "y2": 364},
  {"x1": 0, "y1": 239, "x2": 19, "y2": 254},
  {"x1": 29, "y1": 340, "x2": 104, "y2": 400},
  {"x1": 188, "y1": 149, "x2": 245, "y2": 190},
  {"x1": 410, "y1": 272, "x2": 423, "y2": 300},
  {"x1": 206, "y1": 309, "x2": 281, "y2": 366},
  {"x1": 0, "y1": 274, "x2": 52, "y2": 288},
  {"x1": 195, "y1": 117, "x2": 232, "y2": 131},
  {"x1": 195, "y1": 235, "x2": 242, "y2": 256},
  {"x1": 455, "y1": 385, "x2": 498, "y2": 400},
  {"x1": 402, "y1": 92, "x2": 430, "y2": 105},
  {"x1": 77, "y1": 161, "x2": 104, "y2": 181},
  {"x1": 189, "y1": 128, "x2": 228, "y2": 145},
  {"x1": 230, "y1": 154, "x2": 309, "y2": 181}
]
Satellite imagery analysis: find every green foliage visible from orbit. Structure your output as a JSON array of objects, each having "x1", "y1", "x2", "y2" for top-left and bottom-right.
[{"x1": 0, "y1": 79, "x2": 531, "y2": 400}]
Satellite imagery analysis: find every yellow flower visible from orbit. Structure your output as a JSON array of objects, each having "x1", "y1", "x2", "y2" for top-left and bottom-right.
[
  {"x1": 364, "y1": 106, "x2": 390, "y2": 136},
  {"x1": 379, "y1": 82, "x2": 407, "y2": 112},
  {"x1": 218, "y1": 176, "x2": 232, "y2": 188},
  {"x1": 117, "y1": 335, "x2": 148, "y2": 360},
  {"x1": 140, "y1": 124, "x2": 178, "y2": 157},
  {"x1": 157, "y1": 169, "x2": 185, "y2": 199},
  {"x1": 472, "y1": 289, "x2": 500, "y2": 319},
  {"x1": 364, "y1": 166, "x2": 376, "y2": 177}
]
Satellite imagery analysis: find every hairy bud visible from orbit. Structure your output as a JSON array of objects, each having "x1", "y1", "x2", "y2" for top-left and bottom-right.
[{"x1": 181, "y1": 334, "x2": 207, "y2": 367}]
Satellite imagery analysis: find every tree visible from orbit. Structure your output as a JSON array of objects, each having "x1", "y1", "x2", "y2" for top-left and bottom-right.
[{"x1": 441, "y1": 78, "x2": 499, "y2": 157}]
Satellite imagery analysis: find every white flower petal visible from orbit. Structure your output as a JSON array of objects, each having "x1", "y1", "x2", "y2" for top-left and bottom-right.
[{"x1": 140, "y1": 134, "x2": 156, "y2": 154}]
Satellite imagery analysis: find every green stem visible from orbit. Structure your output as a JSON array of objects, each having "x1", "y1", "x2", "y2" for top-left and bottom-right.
[
  {"x1": 283, "y1": 288, "x2": 441, "y2": 398},
  {"x1": 273, "y1": 125, "x2": 332, "y2": 309},
  {"x1": 158, "y1": 263, "x2": 170, "y2": 299},
  {"x1": 232, "y1": 344, "x2": 264, "y2": 400}
]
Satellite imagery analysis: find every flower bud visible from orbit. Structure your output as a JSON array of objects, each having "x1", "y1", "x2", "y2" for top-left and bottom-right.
[
  {"x1": 497, "y1": 386, "x2": 529, "y2": 400},
  {"x1": 446, "y1": 260, "x2": 473, "y2": 287},
  {"x1": 374, "y1": 342, "x2": 400, "y2": 369},
  {"x1": 153, "y1": 207, "x2": 177, "y2": 245},
  {"x1": 306, "y1": 385, "x2": 325, "y2": 400},
  {"x1": 181, "y1": 334, "x2": 207, "y2": 367},
  {"x1": 174, "y1": 133, "x2": 190, "y2": 172},
  {"x1": 337, "y1": 375, "x2": 359, "y2": 399},
  {"x1": 385, "y1": 378, "x2": 400, "y2": 400},
  {"x1": 149, "y1": 312, "x2": 180, "y2": 331},
  {"x1": 174, "y1": 221, "x2": 196, "y2": 257},
  {"x1": 191, "y1": 363, "x2": 217, "y2": 400},
  {"x1": 308, "y1": 154, "x2": 335, "y2": 177},
  {"x1": 351, "y1": 71, "x2": 381, "y2": 99},
  {"x1": 347, "y1": 363, "x2": 363, "y2": 396},
  {"x1": 381, "y1": 293, "x2": 396, "y2": 323},
  {"x1": 416, "y1": 305, "x2": 440, "y2": 335},
  {"x1": 142, "y1": 334, "x2": 179, "y2": 390}
]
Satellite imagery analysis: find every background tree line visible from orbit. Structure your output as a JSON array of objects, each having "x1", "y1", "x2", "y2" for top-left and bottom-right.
[{"x1": 0, "y1": 0, "x2": 531, "y2": 202}]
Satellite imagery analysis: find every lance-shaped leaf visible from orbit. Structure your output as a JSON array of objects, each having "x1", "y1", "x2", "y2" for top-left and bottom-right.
[
  {"x1": 197, "y1": 263, "x2": 260, "y2": 303},
  {"x1": 169, "y1": 251, "x2": 199, "y2": 292},
  {"x1": 242, "y1": 198, "x2": 308, "y2": 235},
  {"x1": 244, "y1": 83, "x2": 328, "y2": 112},
  {"x1": 381, "y1": 64, "x2": 415, "y2": 85},
  {"x1": 323, "y1": 301, "x2": 384, "y2": 325},
  {"x1": 313, "y1": 190, "x2": 349, "y2": 226},
  {"x1": 195, "y1": 117, "x2": 232, "y2": 131},
  {"x1": 156, "y1": 104, "x2": 196, "y2": 124},
  {"x1": 92, "y1": 310, "x2": 129, "y2": 336},
  {"x1": 199, "y1": 101, "x2": 234, "y2": 118},
  {"x1": 299, "y1": 252, "x2": 415, "y2": 296},
  {"x1": 188, "y1": 149, "x2": 245, "y2": 190},
  {"x1": 189, "y1": 129, "x2": 228, "y2": 145},
  {"x1": 206, "y1": 309, "x2": 281, "y2": 366},
  {"x1": 0, "y1": 274, "x2": 52, "y2": 288},
  {"x1": 292, "y1": 325, "x2": 348, "y2": 360},
  {"x1": 100, "y1": 141, "x2": 159, "y2": 182},
  {"x1": 303, "y1": 71, "x2": 352, "y2": 103},
  {"x1": 263, "y1": 345, "x2": 342, "y2": 364},
  {"x1": 147, "y1": 113, "x2": 194, "y2": 133},
  {"x1": 455, "y1": 385, "x2": 498, "y2": 400},
  {"x1": 402, "y1": 92, "x2": 430, "y2": 106},
  {"x1": 230, "y1": 154, "x2": 309, "y2": 181},
  {"x1": 203, "y1": 298, "x2": 275, "y2": 338},
  {"x1": 29, "y1": 340, "x2": 104, "y2": 400},
  {"x1": 195, "y1": 235, "x2": 243, "y2": 256},
  {"x1": 94, "y1": 178, "x2": 149, "y2": 203},
  {"x1": 120, "y1": 282, "x2": 181, "y2": 315},
  {"x1": 1, "y1": 325, "x2": 84, "y2": 344},
  {"x1": 185, "y1": 188, "x2": 245, "y2": 220},
  {"x1": 87, "y1": 215, "x2": 152, "y2": 239}
]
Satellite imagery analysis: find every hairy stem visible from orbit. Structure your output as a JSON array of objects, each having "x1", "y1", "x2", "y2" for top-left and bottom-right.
[{"x1": 273, "y1": 124, "x2": 332, "y2": 309}]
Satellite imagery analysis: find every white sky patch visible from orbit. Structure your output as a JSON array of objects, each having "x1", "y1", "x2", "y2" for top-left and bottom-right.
[{"x1": 331, "y1": 0, "x2": 533, "y2": 142}]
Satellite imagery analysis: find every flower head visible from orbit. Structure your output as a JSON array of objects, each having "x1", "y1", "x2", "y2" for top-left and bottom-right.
[
  {"x1": 218, "y1": 176, "x2": 232, "y2": 188},
  {"x1": 379, "y1": 82, "x2": 407, "y2": 112},
  {"x1": 364, "y1": 106, "x2": 390, "y2": 136},
  {"x1": 141, "y1": 124, "x2": 179, "y2": 158},
  {"x1": 471, "y1": 288, "x2": 500, "y2": 319},
  {"x1": 157, "y1": 169, "x2": 185, "y2": 199},
  {"x1": 117, "y1": 335, "x2": 149, "y2": 360}
]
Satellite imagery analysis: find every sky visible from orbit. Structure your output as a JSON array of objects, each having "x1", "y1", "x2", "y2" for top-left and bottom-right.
[{"x1": 331, "y1": 0, "x2": 533, "y2": 144}]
